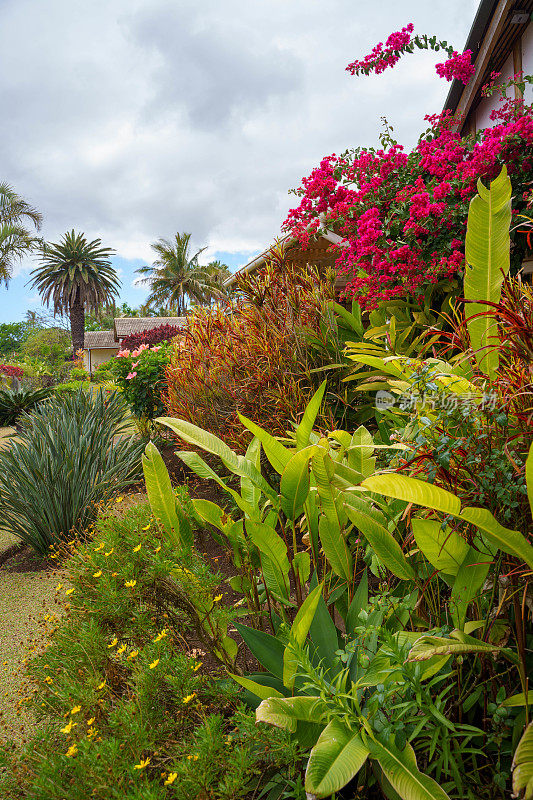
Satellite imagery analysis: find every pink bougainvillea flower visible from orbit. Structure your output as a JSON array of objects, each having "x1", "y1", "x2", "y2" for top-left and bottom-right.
[{"x1": 126, "y1": 371, "x2": 137, "y2": 380}]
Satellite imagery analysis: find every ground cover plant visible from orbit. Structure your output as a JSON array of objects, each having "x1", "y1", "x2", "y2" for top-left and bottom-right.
[
  {"x1": 0, "y1": 502, "x2": 304, "y2": 800},
  {"x1": 0, "y1": 387, "x2": 143, "y2": 554}
]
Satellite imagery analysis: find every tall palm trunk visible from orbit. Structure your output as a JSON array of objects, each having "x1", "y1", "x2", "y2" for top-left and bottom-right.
[{"x1": 69, "y1": 288, "x2": 85, "y2": 354}]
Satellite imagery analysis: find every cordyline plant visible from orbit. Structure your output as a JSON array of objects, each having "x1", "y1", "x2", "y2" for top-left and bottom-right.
[
  {"x1": 119, "y1": 322, "x2": 182, "y2": 351},
  {"x1": 284, "y1": 23, "x2": 533, "y2": 310},
  {"x1": 164, "y1": 243, "x2": 338, "y2": 452}
]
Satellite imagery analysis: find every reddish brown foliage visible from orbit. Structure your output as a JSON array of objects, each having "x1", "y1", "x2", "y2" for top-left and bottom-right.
[
  {"x1": 120, "y1": 324, "x2": 182, "y2": 352},
  {"x1": 164, "y1": 243, "x2": 336, "y2": 451}
]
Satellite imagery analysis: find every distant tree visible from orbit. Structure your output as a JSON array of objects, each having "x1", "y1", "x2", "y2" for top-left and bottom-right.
[
  {"x1": 0, "y1": 322, "x2": 29, "y2": 357},
  {"x1": 136, "y1": 233, "x2": 212, "y2": 315},
  {"x1": 28, "y1": 230, "x2": 119, "y2": 353},
  {"x1": 0, "y1": 183, "x2": 42, "y2": 286},
  {"x1": 202, "y1": 260, "x2": 231, "y2": 302}
]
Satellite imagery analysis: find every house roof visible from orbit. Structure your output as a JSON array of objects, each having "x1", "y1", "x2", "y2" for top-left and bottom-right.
[
  {"x1": 113, "y1": 316, "x2": 187, "y2": 340},
  {"x1": 442, "y1": 0, "x2": 533, "y2": 129},
  {"x1": 84, "y1": 330, "x2": 118, "y2": 350},
  {"x1": 224, "y1": 230, "x2": 347, "y2": 287}
]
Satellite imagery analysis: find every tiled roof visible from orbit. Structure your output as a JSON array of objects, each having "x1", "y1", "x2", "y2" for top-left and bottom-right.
[
  {"x1": 84, "y1": 330, "x2": 118, "y2": 349},
  {"x1": 113, "y1": 317, "x2": 187, "y2": 339}
]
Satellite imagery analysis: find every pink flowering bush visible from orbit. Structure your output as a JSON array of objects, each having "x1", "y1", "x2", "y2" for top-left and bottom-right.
[
  {"x1": 109, "y1": 342, "x2": 170, "y2": 419},
  {"x1": 346, "y1": 24, "x2": 475, "y2": 85},
  {"x1": 285, "y1": 84, "x2": 533, "y2": 309}
]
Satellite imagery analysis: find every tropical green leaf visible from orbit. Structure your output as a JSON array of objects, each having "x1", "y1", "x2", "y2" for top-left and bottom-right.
[
  {"x1": 229, "y1": 673, "x2": 283, "y2": 701},
  {"x1": 295, "y1": 381, "x2": 326, "y2": 450},
  {"x1": 346, "y1": 505, "x2": 414, "y2": 580},
  {"x1": 142, "y1": 442, "x2": 185, "y2": 547},
  {"x1": 512, "y1": 722, "x2": 533, "y2": 799},
  {"x1": 501, "y1": 692, "x2": 533, "y2": 708},
  {"x1": 346, "y1": 570, "x2": 368, "y2": 634},
  {"x1": 318, "y1": 515, "x2": 352, "y2": 580},
  {"x1": 411, "y1": 519, "x2": 469, "y2": 576},
  {"x1": 237, "y1": 413, "x2": 292, "y2": 474},
  {"x1": 283, "y1": 584, "x2": 323, "y2": 688},
  {"x1": 292, "y1": 551, "x2": 311, "y2": 585},
  {"x1": 241, "y1": 436, "x2": 261, "y2": 508},
  {"x1": 348, "y1": 426, "x2": 376, "y2": 479},
  {"x1": 450, "y1": 546, "x2": 491, "y2": 630},
  {"x1": 247, "y1": 522, "x2": 290, "y2": 601},
  {"x1": 233, "y1": 623, "x2": 285, "y2": 679},
  {"x1": 305, "y1": 719, "x2": 369, "y2": 798},
  {"x1": 407, "y1": 635, "x2": 501, "y2": 662},
  {"x1": 368, "y1": 739, "x2": 452, "y2": 800},
  {"x1": 256, "y1": 695, "x2": 328, "y2": 733},
  {"x1": 309, "y1": 594, "x2": 339, "y2": 676},
  {"x1": 464, "y1": 166, "x2": 512, "y2": 378},
  {"x1": 280, "y1": 446, "x2": 316, "y2": 520},
  {"x1": 459, "y1": 506, "x2": 533, "y2": 570},
  {"x1": 362, "y1": 474, "x2": 461, "y2": 516}
]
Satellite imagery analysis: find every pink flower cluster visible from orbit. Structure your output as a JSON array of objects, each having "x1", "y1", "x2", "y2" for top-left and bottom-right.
[
  {"x1": 283, "y1": 99, "x2": 533, "y2": 310},
  {"x1": 346, "y1": 24, "x2": 414, "y2": 76},
  {"x1": 435, "y1": 50, "x2": 475, "y2": 85},
  {"x1": 116, "y1": 342, "x2": 163, "y2": 379}
]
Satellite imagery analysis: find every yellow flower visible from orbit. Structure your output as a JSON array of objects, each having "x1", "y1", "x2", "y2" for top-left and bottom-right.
[
  {"x1": 65, "y1": 588, "x2": 75, "y2": 596},
  {"x1": 115, "y1": 496, "x2": 124, "y2": 504},
  {"x1": 213, "y1": 594, "x2": 223, "y2": 603},
  {"x1": 142, "y1": 524, "x2": 151, "y2": 531},
  {"x1": 117, "y1": 644, "x2": 127, "y2": 655},
  {"x1": 192, "y1": 661, "x2": 202, "y2": 672},
  {"x1": 127, "y1": 650, "x2": 138, "y2": 660},
  {"x1": 60, "y1": 720, "x2": 77, "y2": 734},
  {"x1": 65, "y1": 744, "x2": 78, "y2": 757},
  {"x1": 87, "y1": 726, "x2": 98, "y2": 739},
  {"x1": 134, "y1": 756, "x2": 151, "y2": 770},
  {"x1": 93, "y1": 570, "x2": 102, "y2": 578},
  {"x1": 182, "y1": 693, "x2": 196, "y2": 705},
  {"x1": 97, "y1": 680, "x2": 106, "y2": 690},
  {"x1": 125, "y1": 580, "x2": 136, "y2": 588},
  {"x1": 149, "y1": 659, "x2": 160, "y2": 669},
  {"x1": 164, "y1": 772, "x2": 177, "y2": 784},
  {"x1": 108, "y1": 637, "x2": 118, "y2": 648},
  {"x1": 186, "y1": 754, "x2": 199, "y2": 761},
  {"x1": 154, "y1": 546, "x2": 161, "y2": 553},
  {"x1": 44, "y1": 676, "x2": 53, "y2": 684},
  {"x1": 87, "y1": 717, "x2": 95, "y2": 726},
  {"x1": 55, "y1": 583, "x2": 63, "y2": 592},
  {"x1": 133, "y1": 544, "x2": 141, "y2": 553},
  {"x1": 94, "y1": 543, "x2": 105, "y2": 552},
  {"x1": 70, "y1": 705, "x2": 81, "y2": 715},
  {"x1": 153, "y1": 629, "x2": 167, "y2": 642},
  {"x1": 111, "y1": 572, "x2": 118, "y2": 577}
]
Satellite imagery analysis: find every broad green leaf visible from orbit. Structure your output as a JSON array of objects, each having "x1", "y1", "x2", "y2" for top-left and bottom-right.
[
  {"x1": 305, "y1": 719, "x2": 369, "y2": 798},
  {"x1": 280, "y1": 446, "x2": 316, "y2": 519},
  {"x1": 241, "y1": 437, "x2": 261, "y2": 508},
  {"x1": 237, "y1": 413, "x2": 292, "y2": 474},
  {"x1": 459, "y1": 506, "x2": 533, "y2": 570},
  {"x1": 348, "y1": 426, "x2": 376, "y2": 479},
  {"x1": 292, "y1": 551, "x2": 311, "y2": 585},
  {"x1": 229, "y1": 673, "x2": 282, "y2": 701},
  {"x1": 334, "y1": 300, "x2": 364, "y2": 336},
  {"x1": 368, "y1": 739, "x2": 452, "y2": 800},
  {"x1": 247, "y1": 522, "x2": 290, "y2": 601},
  {"x1": 295, "y1": 381, "x2": 327, "y2": 450},
  {"x1": 318, "y1": 515, "x2": 352, "y2": 580},
  {"x1": 346, "y1": 570, "x2": 368, "y2": 634},
  {"x1": 411, "y1": 519, "x2": 469, "y2": 576},
  {"x1": 464, "y1": 166, "x2": 512, "y2": 378},
  {"x1": 256, "y1": 695, "x2": 328, "y2": 733},
  {"x1": 157, "y1": 416, "x2": 236, "y2": 464},
  {"x1": 233, "y1": 623, "x2": 285, "y2": 679},
  {"x1": 284, "y1": 584, "x2": 323, "y2": 688},
  {"x1": 177, "y1": 451, "x2": 255, "y2": 517},
  {"x1": 192, "y1": 498, "x2": 227, "y2": 531},
  {"x1": 526, "y1": 442, "x2": 533, "y2": 519},
  {"x1": 346, "y1": 505, "x2": 414, "y2": 580},
  {"x1": 408, "y1": 635, "x2": 501, "y2": 663},
  {"x1": 450, "y1": 546, "x2": 491, "y2": 629},
  {"x1": 501, "y1": 691, "x2": 533, "y2": 708},
  {"x1": 362, "y1": 474, "x2": 461, "y2": 516},
  {"x1": 309, "y1": 595, "x2": 339, "y2": 676},
  {"x1": 142, "y1": 442, "x2": 184, "y2": 547},
  {"x1": 512, "y1": 722, "x2": 533, "y2": 799}
]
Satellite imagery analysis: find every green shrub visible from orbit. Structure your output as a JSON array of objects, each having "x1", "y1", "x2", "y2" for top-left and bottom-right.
[
  {"x1": 0, "y1": 385, "x2": 52, "y2": 426},
  {"x1": 0, "y1": 388, "x2": 143, "y2": 554},
  {"x1": 53, "y1": 380, "x2": 89, "y2": 394},
  {"x1": 0, "y1": 503, "x2": 302, "y2": 800},
  {"x1": 109, "y1": 342, "x2": 170, "y2": 420}
]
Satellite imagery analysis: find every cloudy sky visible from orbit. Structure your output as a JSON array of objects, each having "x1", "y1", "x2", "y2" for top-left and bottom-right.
[{"x1": 1, "y1": 0, "x2": 477, "y2": 323}]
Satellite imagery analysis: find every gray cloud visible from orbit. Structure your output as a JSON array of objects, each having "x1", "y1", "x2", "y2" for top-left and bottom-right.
[{"x1": 0, "y1": 0, "x2": 478, "y2": 269}]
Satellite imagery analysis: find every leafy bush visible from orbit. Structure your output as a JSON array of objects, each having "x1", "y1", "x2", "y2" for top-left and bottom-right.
[
  {"x1": 109, "y1": 342, "x2": 170, "y2": 420},
  {"x1": 0, "y1": 363, "x2": 23, "y2": 381},
  {"x1": 0, "y1": 385, "x2": 51, "y2": 426},
  {"x1": 120, "y1": 322, "x2": 182, "y2": 351},
  {"x1": 0, "y1": 388, "x2": 143, "y2": 554},
  {"x1": 164, "y1": 245, "x2": 338, "y2": 451},
  {"x1": 53, "y1": 380, "x2": 89, "y2": 394},
  {"x1": 0, "y1": 503, "x2": 303, "y2": 800}
]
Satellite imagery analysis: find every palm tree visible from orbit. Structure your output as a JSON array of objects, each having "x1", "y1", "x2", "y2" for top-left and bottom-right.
[
  {"x1": 135, "y1": 233, "x2": 212, "y2": 315},
  {"x1": 28, "y1": 230, "x2": 119, "y2": 353},
  {"x1": 0, "y1": 183, "x2": 43, "y2": 286},
  {"x1": 202, "y1": 260, "x2": 232, "y2": 302}
]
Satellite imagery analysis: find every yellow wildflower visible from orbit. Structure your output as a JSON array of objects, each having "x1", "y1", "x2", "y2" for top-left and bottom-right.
[
  {"x1": 108, "y1": 637, "x2": 118, "y2": 648},
  {"x1": 182, "y1": 693, "x2": 196, "y2": 705},
  {"x1": 149, "y1": 659, "x2": 160, "y2": 669},
  {"x1": 65, "y1": 588, "x2": 75, "y2": 596},
  {"x1": 164, "y1": 772, "x2": 177, "y2": 785},
  {"x1": 187, "y1": 754, "x2": 199, "y2": 761},
  {"x1": 94, "y1": 543, "x2": 105, "y2": 552},
  {"x1": 60, "y1": 720, "x2": 77, "y2": 734},
  {"x1": 70, "y1": 705, "x2": 81, "y2": 715},
  {"x1": 117, "y1": 644, "x2": 127, "y2": 655},
  {"x1": 115, "y1": 496, "x2": 124, "y2": 503},
  {"x1": 65, "y1": 744, "x2": 78, "y2": 757},
  {"x1": 87, "y1": 717, "x2": 95, "y2": 726},
  {"x1": 55, "y1": 583, "x2": 63, "y2": 592},
  {"x1": 133, "y1": 544, "x2": 141, "y2": 553},
  {"x1": 104, "y1": 549, "x2": 114, "y2": 557},
  {"x1": 87, "y1": 726, "x2": 98, "y2": 739},
  {"x1": 153, "y1": 629, "x2": 167, "y2": 642},
  {"x1": 134, "y1": 756, "x2": 151, "y2": 770},
  {"x1": 125, "y1": 580, "x2": 136, "y2": 588},
  {"x1": 142, "y1": 524, "x2": 151, "y2": 531},
  {"x1": 127, "y1": 650, "x2": 138, "y2": 660},
  {"x1": 93, "y1": 570, "x2": 102, "y2": 578},
  {"x1": 97, "y1": 680, "x2": 106, "y2": 690},
  {"x1": 192, "y1": 661, "x2": 202, "y2": 672},
  {"x1": 111, "y1": 572, "x2": 118, "y2": 577},
  {"x1": 44, "y1": 676, "x2": 53, "y2": 684},
  {"x1": 213, "y1": 594, "x2": 223, "y2": 603},
  {"x1": 154, "y1": 546, "x2": 161, "y2": 553}
]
